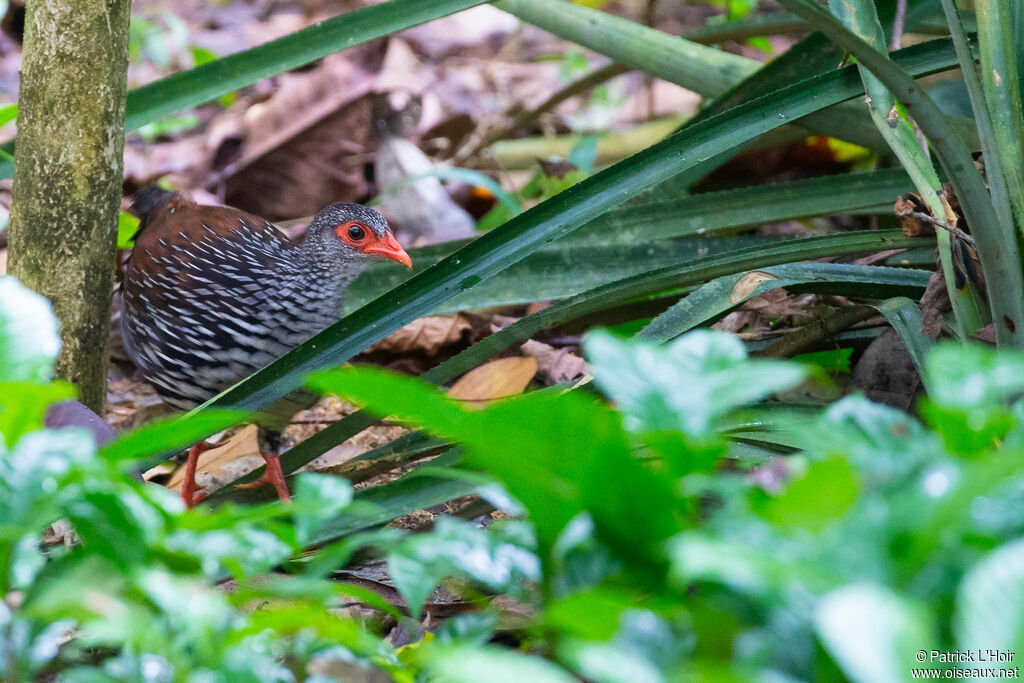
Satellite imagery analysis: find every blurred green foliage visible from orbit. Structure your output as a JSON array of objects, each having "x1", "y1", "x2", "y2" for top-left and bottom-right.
[{"x1": 6, "y1": 268, "x2": 1024, "y2": 680}]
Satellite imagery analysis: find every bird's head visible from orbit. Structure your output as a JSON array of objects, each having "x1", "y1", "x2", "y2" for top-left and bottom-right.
[{"x1": 306, "y1": 202, "x2": 412, "y2": 269}]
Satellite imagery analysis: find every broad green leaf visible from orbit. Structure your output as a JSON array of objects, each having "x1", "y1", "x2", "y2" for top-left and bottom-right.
[
  {"x1": 310, "y1": 366, "x2": 678, "y2": 555},
  {"x1": 387, "y1": 517, "x2": 539, "y2": 619},
  {"x1": 426, "y1": 645, "x2": 578, "y2": 683},
  {"x1": 814, "y1": 396, "x2": 938, "y2": 486},
  {"x1": 585, "y1": 329, "x2": 806, "y2": 438},
  {"x1": 924, "y1": 343, "x2": 1024, "y2": 409},
  {"x1": 668, "y1": 531, "x2": 838, "y2": 599},
  {"x1": 752, "y1": 457, "x2": 858, "y2": 533},
  {"x1": 0, "y1": 382, "x2": 76, "y2": 449},
  {"x1": 0, "y1": 277, "x2": 60, "y2": 384},
  {"x1": 920, "y1": 343, "x2": 1024, "y2": 455},
  {"x1": 815, "y1": 584, "x2": 936, "y2": 683},
  {"x1": 62, "y1": 489, "x2": 164, "y2": 567},
  {"x1": 292, "y1": 473, "x2": 354, "y2": 546},
  {"x1": 544, "y1": 588, "x2": 637, "y2": 641},
  {"x1": 956, "y1": 538, "x2": 1024, "y2": 657},
  {"x1": 0, "y1": 428, "x2": 94, "y2": 533}
]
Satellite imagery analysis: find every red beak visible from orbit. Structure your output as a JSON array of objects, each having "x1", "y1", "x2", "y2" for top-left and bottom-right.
[{"x1": 365, "y1": 232, "x2": 412, "y2": 269}]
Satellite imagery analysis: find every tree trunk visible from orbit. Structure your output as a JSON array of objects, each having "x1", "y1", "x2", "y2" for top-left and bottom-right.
[{"x1": 8, "y1": 0, "x2": 131, "y2": 412}]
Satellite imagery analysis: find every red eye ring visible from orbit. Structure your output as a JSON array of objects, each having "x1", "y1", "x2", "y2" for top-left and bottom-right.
[{"x1": 338, "y1": 221, "x2": 369, "y2": 244}]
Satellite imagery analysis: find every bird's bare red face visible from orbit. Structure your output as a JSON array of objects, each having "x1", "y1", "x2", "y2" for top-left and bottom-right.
[{"x1": 335, "y1": 221, "x2": 412, "y2": 269}]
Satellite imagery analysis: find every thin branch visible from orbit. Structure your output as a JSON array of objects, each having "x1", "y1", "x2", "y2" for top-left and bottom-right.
[{"x1": 895, "y1": 208, "x2": 976, "y2": 245}]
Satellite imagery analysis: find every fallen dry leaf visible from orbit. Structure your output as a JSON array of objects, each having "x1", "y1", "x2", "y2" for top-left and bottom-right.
[
  {"x1": 520, "y1": 339, "x2": 588, "y2": 384},
  {"x1": 371, "y1": 314, "x2": 472, "y2": 355},
  {"x1": 447, "y1": 356, "x2": 537, "y2": 401}
]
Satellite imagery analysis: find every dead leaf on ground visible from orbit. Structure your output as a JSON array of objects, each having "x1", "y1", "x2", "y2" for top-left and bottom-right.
[
  {"x1": 520, "y1": 339, "x2": 588, "y2": 384},
  {"x1": 165, "y1": 424, "x2": 263, "y2": 495},
  {"x1": 217, "y1": 49, "x2": 384, "y2": 219},
  {"x1": 370, "y1": 314, "x2": 472, "y2": 355},
  {"x1": 447, "y1": 356, "x2": 537, "y2": 402}
]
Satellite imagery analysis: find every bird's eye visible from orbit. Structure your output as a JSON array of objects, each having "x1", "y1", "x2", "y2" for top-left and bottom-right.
[{"x1": 346, "y1": 224, "x2": 366, "y2": 241}]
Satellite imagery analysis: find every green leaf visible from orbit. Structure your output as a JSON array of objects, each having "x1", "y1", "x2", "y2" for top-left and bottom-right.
[
  {"x1": 0, "y1": 104, "x2": 17, "y2": 128},
  {"x1": 571, "y1": 167, "x2": 915, "y2": 246},
  {"x1": 348, "y1": 235, "x2": 781, "y2": 314},
  {"x1": 544, "y1": 588, "x2": 636, "y2": 641},
  {"x1": 98, "y1": 409, "x2": 248, "y2": 465},
  {"x1": 586, "y1": 329, "x2": 806, "y2": 438},
  {"x1": 116, "y1": 211, "x2": 140, "y2": 249},
  {"x1": 975, "y1": 0, "x2": 1024, "y2": 239},
  {"x1": 387, "y1": 517, "x2": 539, "y2": 619},
  {"x1": 815, "y1": 584, "x2": 936, "y2": 683},
  {"x1": 307, "y1": 455, "x2": 478, "y2": 545},
  {"x1": 873, "y1": 297, "x2": 935, "y2": 379},
  {"x1": 292, "y1": 473, "x2": 354, "y2": 546},
  {"x1": 925, "y1": 342, "x2": 1024, "y2": 409},
  {"x1": 495, "y1": 0, "x2": 760, "y2": 99},
  {"x1": 0, "y1": 381, "x2": 76, "y2": 449},
  {"x1": 639, "y1": 262, "x2": 930, "y2": 342},
  {"x1": 919, "y1": 343, "x2": 1024, "y2": 455},
  {"x1": 956, "y1": 537, "x2": 1024, "y2": 657},
  {"x1": 753, "y1": 457, "x2": 858, "y2": 533},
  {"x1": 814, "y1": 396, "x2": 939, "y2": 486},
  {"x1": 310, "y1": 366, "x2": 678, "y2": 556},
  {"x1": 426, "y1": 644, "x2": 578, "y2": 683},
  {"x1": 0, "y1": 277, "x2": 61, "y2": 384}
]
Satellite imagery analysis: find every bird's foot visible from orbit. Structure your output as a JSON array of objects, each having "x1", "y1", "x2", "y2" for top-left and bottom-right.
[
  {"x1": 181, "y1": 441, "x2": 211, "y2": 509},
  {"x1": 235, "y1": 452, "x2": 292, "y2": 503}
]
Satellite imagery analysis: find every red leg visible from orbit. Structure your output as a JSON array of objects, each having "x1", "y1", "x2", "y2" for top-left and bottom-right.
[
  {"x1": 181, "y1": 441, "x2": 210, "y2": 508},
  {"x1": 235, "y1": 452, "x2": 292, "y2": 503}
]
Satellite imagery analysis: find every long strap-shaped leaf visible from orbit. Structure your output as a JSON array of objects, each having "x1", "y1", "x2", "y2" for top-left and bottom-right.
[
  {"x1": 199, "y1": 39, "x2": 960, "y2": 419},
  {"x1": 639, "y1": 263, "x2": 932, "y2": 342},
  {"x1": 214, "y1": 231, "x2": 929, "y2": 503},
  {"x1": 0, "y1": 0, "x2": 489, "y2": 178},
  {"x1": 777, "y1": 0, "x2": 1024, "y2": 347},
  {"x1": 343, "y1": 169, "x2": 913, "y2": 311}
]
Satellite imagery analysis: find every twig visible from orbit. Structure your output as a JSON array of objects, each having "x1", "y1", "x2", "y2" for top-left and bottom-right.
[
  {"x1": 891, "y1": 0, "x2": 907, "y2": 50},
  {"x1": 454, "y1": 63, "x2": 629, "y2": 165},
  {"x1": 895, "y1": 209, "x2": 976, "y2": 245},
  {"x1": 761, "y1": 305, "x2": 881, "y2": 358}
]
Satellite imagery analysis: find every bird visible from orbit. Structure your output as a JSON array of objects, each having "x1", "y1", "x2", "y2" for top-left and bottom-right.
[{"x1": 121, "y1": 188, "x2": 412, "y2": 507}]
